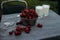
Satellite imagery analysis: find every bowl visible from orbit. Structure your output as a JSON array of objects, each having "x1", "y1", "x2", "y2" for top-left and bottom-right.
[{"x1": 21, "y1": 17, "x2": 37, "y2": 26}]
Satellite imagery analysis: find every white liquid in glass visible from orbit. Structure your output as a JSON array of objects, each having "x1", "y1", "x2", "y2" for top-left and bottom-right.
[
  {"x1": 42, "y1": 5, "x2": 50, "y2": 16},
  {"x1": 35, "y1": 6, "x2": 43, "y2": 18}
]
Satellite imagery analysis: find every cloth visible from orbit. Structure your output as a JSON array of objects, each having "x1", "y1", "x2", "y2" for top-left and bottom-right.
[{"x1": 0, "y1": 10, "x2": 60, "y2": 40}]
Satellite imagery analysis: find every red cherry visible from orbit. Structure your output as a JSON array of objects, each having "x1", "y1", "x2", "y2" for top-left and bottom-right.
[
  {"x1": 29, "y1": 16, "x2": 33, "y2": 19},
  {"x1": 24, "y1": 27, "x2": 31, "y2": 33},
  {"x1": 29, "y1": 9, "x2": 35, "y2": 13},
  {"x1": 16, "y1": 21, "x2": 23, "y2": 25},
  {"x1": 37, "y1": 24, "x2": 43, "y2": 28},
  {"x1": 23, "y1": 9, "x2": 29, "y2": 13},
  {"x1": 20, "y1": 13, "x2": 26, "y2": 17},
  {"x1": 33, "y1": 13, "x2": 38, "y2": 18},
  {"x1": 21, "y1": 27, "x2": 26, "y2": 31},
  {"x1": 22, "y1": 13, "x2": 26, "y2": 16},
  {"x1": 25, "y1": 30, "x2": 30, "y2": 33},
  {"x1": 26, "y1": 14, "x2": 31, "y2": 19},
  {"x1": 14, "y1": 31, "x2": 21, "y2": 36},
  {"x1": 9, "y1": 31, "x2": 13, "y2": 35},
  {"x1": 30, "y1": 13, "x2": 34, "y2": 16},
  {"x1": 16, "y1": 26, "x2": 22, "y2": 31}
]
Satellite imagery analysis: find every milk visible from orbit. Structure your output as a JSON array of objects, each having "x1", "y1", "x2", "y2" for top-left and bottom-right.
[
  {"x1": 42, "y1": 5, "x2": 50, "y2": 16},
  {"x1": 35, "y1": 6, "x2": 43, "y2": 18}
]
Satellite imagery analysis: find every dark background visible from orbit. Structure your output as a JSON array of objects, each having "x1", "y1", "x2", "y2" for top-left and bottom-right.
[
  {"x1": 40, "y1": 0, "x2": 57, "y2": 1},
  {"x1": 0, "y1": 0, "x2": 59, "y2": 15}
]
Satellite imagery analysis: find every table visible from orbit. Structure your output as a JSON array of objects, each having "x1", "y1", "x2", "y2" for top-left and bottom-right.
[{"x1": 0, "y1": 10, "x2": 60, "y2": 40}]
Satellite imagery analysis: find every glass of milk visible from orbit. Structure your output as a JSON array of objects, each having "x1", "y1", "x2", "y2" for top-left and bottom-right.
[
  {"x1": 42, "y1": 5, "x2": 50, "y2": 16},
  {"x1": 35, "y1": 6, "x2": 44, "y2": 18}
]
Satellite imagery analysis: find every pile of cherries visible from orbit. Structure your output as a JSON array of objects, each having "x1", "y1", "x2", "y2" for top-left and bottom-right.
[
  {"x1": 9, "y1": 26, "x2": 31, "y2": 36},
  {"x1": 9, "y1": 23, "x2": 43, "y2": 36},
  {"x1": 20, "y1": 9, "x2": 38, "y2": 19},
  {"x1": 9, "y1": 9, "x2": 43, "y2": 36}
]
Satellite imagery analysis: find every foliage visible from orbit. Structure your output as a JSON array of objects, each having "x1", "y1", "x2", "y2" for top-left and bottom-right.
[
  {"x1": 0, "y1": 0, "x2": 58, "y2": 12},
  {"x1": 25, "y1": 0, "x2": 58, "y2": 12}
]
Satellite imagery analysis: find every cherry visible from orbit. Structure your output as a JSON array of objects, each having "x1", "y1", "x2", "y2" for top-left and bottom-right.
[
  {"x1": 21, "y1": 9, "x2": 38, "y2": 19},
  {"x1": 23, "y1": 9, "x2": 29, "y2": 13},
  {"x1": 29, "y1": 16, "x2": 33, "y2": 19},
  {"x1": 22, "y1": 13, "x2": 26, "y2": 16},
  {"x1": 16, "y1": 26, "x2": 22, "y2": 31},
  {"x1": 21, "y1": 27, "x2": 26, "y2": 31},
  {"x1": 9, "y1": 31, "x2": 13, "y2": 35},
  {"x1": 37, "y1": 24, "x2": 43, "y2": 28},
  {"x1": 14, "y1": 31, "x2": 21, "y2": 36},
  {"x1": 16, "y1": 21, "x2": 23, "y2": 25},
  {"x1": 24, "y1": 27, "x2": 31, "y2": 33},
  {"x1": 29, "y1": 9, "x2": 35, "y2": 13}
]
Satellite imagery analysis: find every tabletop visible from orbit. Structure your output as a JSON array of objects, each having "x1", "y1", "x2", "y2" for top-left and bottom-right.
[{"x1": 0, "y1": 10, "x2": 60, "y2": 40}]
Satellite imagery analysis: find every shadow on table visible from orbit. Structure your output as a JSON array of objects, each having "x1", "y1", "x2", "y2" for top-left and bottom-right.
[{"x1": 41, "y1": 36, "x2": 60, "y2": 40}]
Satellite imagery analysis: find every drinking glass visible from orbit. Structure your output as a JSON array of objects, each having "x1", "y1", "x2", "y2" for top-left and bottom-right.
[{"x1": 42, "y1": 5, "x2": 50, "y2": 16}]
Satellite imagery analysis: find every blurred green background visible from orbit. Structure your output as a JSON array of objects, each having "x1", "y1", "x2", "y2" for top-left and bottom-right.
[
  {"x1": 25, "y1": 0, "x2": 58, "y2": 13},
  {"x1": 0, "y1": 0, "x2": 58, "y2": 13}
]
